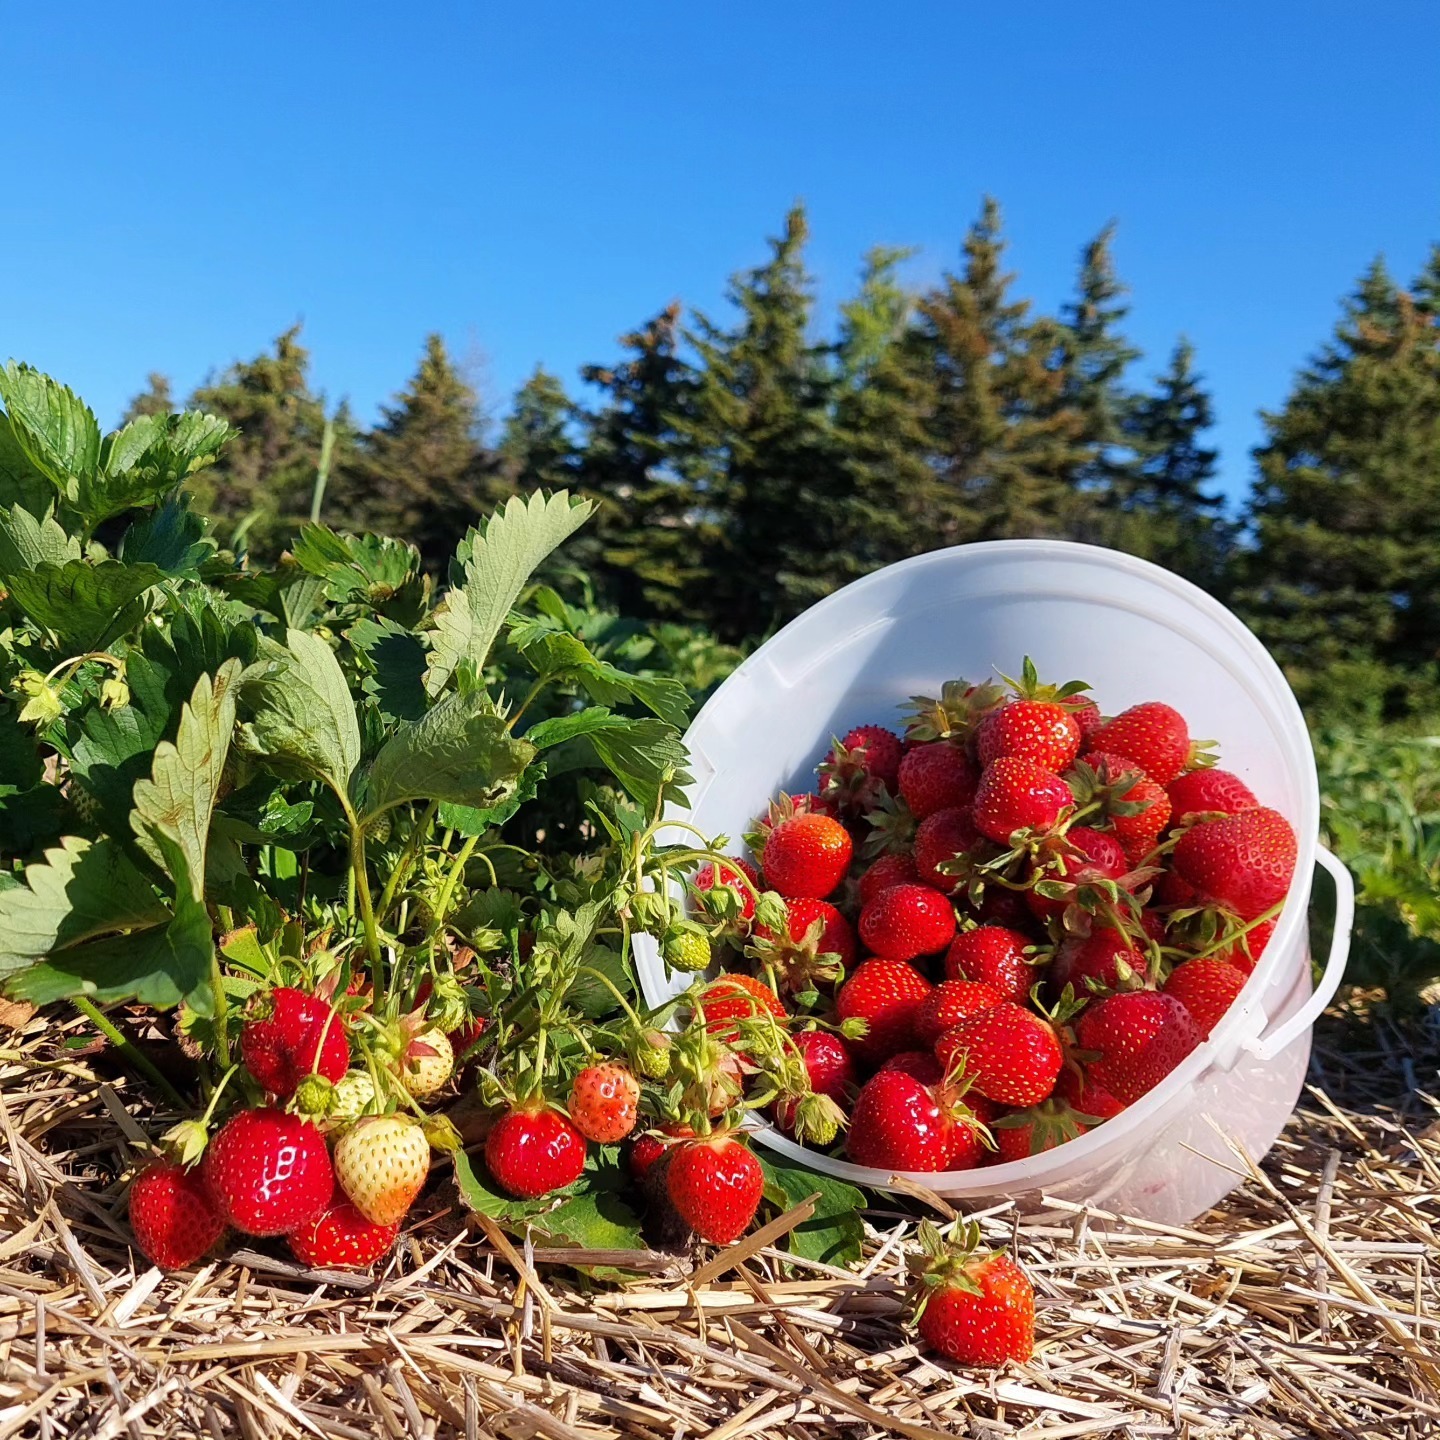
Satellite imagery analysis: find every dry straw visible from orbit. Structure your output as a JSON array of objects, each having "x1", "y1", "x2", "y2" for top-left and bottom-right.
[{"x1": 0, "y1": 994, "x2": 1434, "y2": 1439}]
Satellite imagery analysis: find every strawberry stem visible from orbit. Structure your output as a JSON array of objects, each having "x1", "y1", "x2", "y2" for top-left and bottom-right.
[{"x1": 72, "y1": 998, "x2": 187, "y2": 1109}]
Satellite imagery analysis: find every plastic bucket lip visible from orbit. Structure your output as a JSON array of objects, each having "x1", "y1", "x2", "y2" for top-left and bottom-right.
[{"x1": 642, "y1": 539, "x2": 1324, "y2": 1195}]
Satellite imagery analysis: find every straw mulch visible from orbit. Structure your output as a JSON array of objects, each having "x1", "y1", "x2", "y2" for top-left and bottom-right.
[{"x1": 0, "y1": 997, "x2": 1435, "y2": 1440}]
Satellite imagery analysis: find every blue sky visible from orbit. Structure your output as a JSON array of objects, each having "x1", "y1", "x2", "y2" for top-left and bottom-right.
[{"x1": 5, "y1": 3, "x2": 1438, "y2": 503}]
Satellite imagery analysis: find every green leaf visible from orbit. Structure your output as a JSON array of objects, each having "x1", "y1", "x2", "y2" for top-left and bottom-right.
[
  {"x1": 0, "y1": 836, "x2": 169, "y2": 977},
  {"x1": 0, "y1": 415, "x2": 55, "y2": 515},
  {"x1": 588, "y1": 719, "x2": 693, "y2": 812},
  {"x1": 759, "y1": 1155, "x2": 866, "y2": 1266},
  {"x1": 519, "y1": 631, "x2": 690, "y2": 727},
  {"x1": 237, "y1": 630, "x2": 361, "y2": 797},
  {"x1": 452, "y1": 1148, "x2": 553, "y2": 1222},
  {"x1": 350, "y1": 616, "x2": 429, "y2": 723},
  {"x1": 0, "y1": 363, "x2": 101, "y2": 493},
  {"x1": 0, "y1": 503, "x2": 81, "y2": 580},
  {"x1": 7, "y1": 559, "x2": 165, "y2": 650},
  {"x1": 523, "y1": 707, "x2": 639, "y2": 751},
  {"x1": 438, "y1": 761, "x2": 544, "y2": 836},
  {"x1": 425, "y1": 491, "x2": 592, "y2": 696},
  {"x1": 119, "y1": 500, "x2": 216, "y2": 578},
  {"x1": 131, "y1": 660, "x2": 241, "y2": 896},
  {"x1": 362, "y1": 690, "x2": 535, "y2": 818}
]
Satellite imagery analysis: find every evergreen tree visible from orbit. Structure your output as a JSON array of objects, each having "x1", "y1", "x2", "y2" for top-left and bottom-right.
[
  {"x1": 190, "y1": 325, "x2": 329, "y2": 549},
  {"x1": 1238, "y1": 256, "x2": 1440, "y2": 722},
  {"x1": 499, "y1": 367, "x2": 579, "y2": 495},
  {"x1": 120, "y1": 373, "x2": 174, "y2": 423},
  {"x1": 337, "y1": 334, "x2": 494, "y2": 565}
]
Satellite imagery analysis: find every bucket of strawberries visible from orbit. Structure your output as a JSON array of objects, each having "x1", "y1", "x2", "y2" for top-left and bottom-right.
[{"x1": 634, "y1": 540, "x2": 1354, "y2": 1224}]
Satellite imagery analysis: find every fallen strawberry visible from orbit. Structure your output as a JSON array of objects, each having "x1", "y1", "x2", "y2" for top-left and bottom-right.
[{"x1": 911, "y1": 1221, "x2": 1034, "y2": 1366}]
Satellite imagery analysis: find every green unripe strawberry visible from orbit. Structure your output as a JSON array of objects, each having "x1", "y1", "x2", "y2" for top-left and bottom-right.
[{"x1": 663, "y1": 922, "x2": 713, "y2": 974}]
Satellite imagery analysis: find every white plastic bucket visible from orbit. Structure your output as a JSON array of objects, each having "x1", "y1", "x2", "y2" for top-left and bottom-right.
[{"x1": 633, "y1": 540, "x2": 1354, "y2": 1225}]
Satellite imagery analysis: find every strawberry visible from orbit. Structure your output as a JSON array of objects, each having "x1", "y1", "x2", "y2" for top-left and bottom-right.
[
  {"x1": 693, "y1": 857, "x2": 760, "y2": 924},
  {"x1": 840, "y1": 724, "x2": 903, "y2": 786},
  {"x1": 203, "y1": 1109, "x2": 333, "y2": 1237},
  {"x1": 944, "y1": 926, "x2": 1036, "y2": 1003},
  {"x1": 629, "y1": 1123, "x2": 693, "y2": 1182},
  {"x1": 819, "y1": 725, "x2": 903, "y2": 811},
  {"x1": 1056, "y1": 915, "x2": 1164, "y2": 995},
  {"x1": 1078, "y1": 751, "x2": 1172, "y2": 863},
  {"x1": 398, "y1": 1026, "x2": 454, "y2": 1099},
  {"x1": 129, "y1": 1161, "x2": 226, "y2": 1269},
  {"x1": 1173, "y1": 807, "x2": 1297, "y2": 921},
  {"x1": 775, "y1": 1029, "x2": 856, "y2": 1131},
  {"x1": 762, "y1": 812, "x2": 853, "y2": 900},
  {"x1": 1071, "y1": 696, "x2": 1103, "y2": 745},
  {"x1": 934, "y1": 1002, "x2": 1062, "y2": 1107},
  {"x1": 977, "y1": 700, "x2": 1082, "y2": 773},
  {"x1": 1025, "y1": 825, "x2": 1129, "y2": 926},
  {"x1": 699, "y1": 973, "x2": 787, "y2": 1044},
  {"x1": 913, "y1": 808, "x2": 981, "y2": 891},
  {"x1": 973, "y1": 758, "x2": 1073, "y2": 845},
  {"x1": 991, "y1": 1096, "x2": 1094, "y2": 1162},
  {"x1": 484, "y1": 1103, "x2": 587, "y2": 1199},
  {"x1": 568, "y1": 1062, "x2": 641, "y2": 1143},
  {"x1": 1166, "y1": 768, "x2": 1258, "y2": 825},
  {"x1": 1092, "y1": 701, "x2": 1202, "y2": 784},
  {"x1": 287, "y1": 1186, "x2": 399, "y2": 1268},
  {"x1": 751, "y1": 897, "x2": 855, "y2": 992},
  {"x1": 239, "y1": 987, "x2": 349, "y2": 1098},
  {"x1": 665, "y1": 1134, "x2": 764, "y2": 1243},
  {"x1": 1057, "y1": 1060, "x2": 1125, "y2": 1120},
  {"x1": 879, "y1": 1050, "x2": 944, "y2": 1084},
  {"x1": 1162, "y1": 958, "x2": 1246, "y2": 1038},
  {"x1": 858, "y1": 883, "x2": 957, "y2": 963},
  {"x1": 1074, "y1": 991, "x2": 1201, "y2": 1106},
  {"x1": 837, "y1": 958, "x2": 933, "y2": 1065},
  {"x1": 914, "y1": 979, "x2": 1004, "y2": 1048},
  {"x1": 845, "y1": 1070, "x2": 989, "y2": 1171},
  {"x1": 911, "y1": 1222, "x2": 1034, "y2": 1366},
  {"x1": 1209, "y1": 916, "x2": 1276, "y2": 975},
  {"x1": 898, "y1": 742, "x2": 979, "y2": 820},
  {"x1": 334, "y1": 1114, "x2": 431, "y2": 1224},
  {"x1": 663, "y1": 921, "x2": 714, "y2": 974},
  {"x1": 448, "y1": 1015, "x2": 488, "y2": 1059},
  {"x1": 858, "y1": 850, "x2": 919, "y2": 905}
]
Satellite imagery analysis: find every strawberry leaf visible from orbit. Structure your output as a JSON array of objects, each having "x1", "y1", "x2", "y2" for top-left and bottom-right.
[
  {"x1": 758, "y1": 1154, "x2": 867, "y2": 1265},
  {"x1": 517, "y1": 631, "x2": 690, "y2": 727},
  {"x1": 6, "y1": 559, "x2": 166, "y2": 651},
  {"x1": 0, "y1": 503, "x2": 80, "y2": 578},
  {"x1": 0, "y1": 416, "x2": 55, "y2": 516},
  {"x1": 438, "y1": 762, "x2": 544, "y2": 837},
  {"x1": 118, "y1": 499, "x2": 216, "y2": 579},
  {"x1": 349, "y1": 616, "x2": 429, "y2": 723},
  {"x1": 0, "y1": 363, "x2": 101, "y2": 495}
]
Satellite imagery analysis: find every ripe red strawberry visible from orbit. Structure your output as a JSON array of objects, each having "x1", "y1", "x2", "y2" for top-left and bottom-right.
[
  {"x1": 914, "y1": 979, "x2": 1004, "y2": 1047},
  {"x1": 752, "y1": 897, "x2": 855, "y2": 992},
  {"x1": 913, "y1": 1227, "x2": 1035, "y2": 1366},
  {"x1": 859, "y1": 884, "x2": 957, "y2": 962},
  {"x1": 203, "y1": 1109, "x2": 333, "y2": 1237},
  {"x1": 485, "y1": 1103, "x2": 587, "y2": 1199},
  {"x1": 629, "y1": 1124, "x2": 693, "y2": 1181},
  {"x1": 1025, "y1": 825, "x2": 1129, "y2": 925},
  {"x1": 1173, "y1": 807, "x2": 1297, "y2": 920},
  {"x1": 129, "y1": 1161, "x2": 226, "y2": 1269},
  {"x1": 1166, "y1": 768, "x2": 1258, "y2": 825},
  {"x1": 1057, "y1": 1060, "x2": 1125, "y2": 1120},
  {"x1": 1209, "y1": 916, "x2": 1277, "y2": 975},
  {"x1": 944, "y1": 926, "x2": 1036, "y2": 1003},
  {"x1": 775, "y1": 1028, "x2": 856, "y2": 1133},
  {"x1": 913, "y1": 807, "x2": 981, "y2": 891},
  {"x1": 240, "y1": 987, "x2": 349, "y2": 1098},
  {"x1": 974, "y1": 758, "x2": 1073, "y2": 844},
  {"x1": 699, "y1": 973, "x2": 787, "y2": 1044},
  {"x1": 934, "y1": 1002, "x2": 1062, "y2": 1107},
  {"x1": 1153, "y1": 868, "x2": 1200, "y2": 910},
  {"x1": 846, "y1": 1070, "x2": 989, "y2": 1171},
  {"x1": 1074, "y1": 991, "x2": 1201, "y2": 1106},
  {"x1": 693, "y1": 857, "x2": 760, "y2": 923},
  {"x1": 665, "y1": 1134, "x2": 764, "y2": 1243},
  {"x1": 287, "y1": 1186, "x2": 399, "y2": 1268},
  {"x1": 1080, "y1": 751, "x2": 1172, "y2": 863},
  {"x1": 977, "y1": 699, "x2": 1082, "y2": 773},
  {"x1": 761, "y1": 812, "x2": 853, "y2": 899},
  {"x1": 841, "y1": 724, "x2": 903, "y2": 786},
  {"x1": 1092, "y1": 701, "x2": 1198, "y2": 783},
  {"x1": 1162, "y1": 958, "x2": 1246, "y2": 1038},
  {"x1": 1057, "y1": 915, "x2": 1163, "y2": 995},
  {"x1": 858, "y1": 850, "x2": 919, "y2": 905},
  {"x1": 898, "y1": 742, "x2": 979, "y2": 820},
  {"x1": 879, "y1": 1050, "x2": 944, "y2": 1084},
  {"x1": 820, "y1": 725, "x2": 904, "y2": 812},
  {"x1": 991, "y1": 1096, "x2": 1094, "y2": 1163},
  {"x1": 568, "y1": 1063, "x2": 641, "y2": 1143},
  {"x1": 1071, "y1": 696, "x2": 1103, "y2": 745},
  {"x1": 836, "y1": 957, "x2": 933, "y2": 1064}
]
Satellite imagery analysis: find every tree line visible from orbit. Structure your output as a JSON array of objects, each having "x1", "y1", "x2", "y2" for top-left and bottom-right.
[{"x1": 124, "y1": 199, "x2": 1440, "y2": 727}]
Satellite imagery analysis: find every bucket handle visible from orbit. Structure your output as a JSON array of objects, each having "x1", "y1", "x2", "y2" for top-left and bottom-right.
[{"x1": 1242, "y1": 845, "x2": 1354, "y2": 1063}]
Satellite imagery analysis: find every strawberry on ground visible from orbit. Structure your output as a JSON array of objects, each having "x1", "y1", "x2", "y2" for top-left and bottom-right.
[
  {"x1": 898, "y1": 742, "x2": 979, "y2": 820},
  {"x1": 129, "y1": 1161, "x2": 226, "y2": 1270},
  {"x1": 1091, "y1": 701, "x2": 1201, "y2": 784},
  {"x1": 240, "y1": 986, "x2": 350, "y2": 1098},
  {"x1": 1162, "y1": 958, "x2": 1246, "y2": 1038},
  {"x1": 973, "y1": 757, "x2": 1073, "y2": 845},
  {"x1": 569, "y1": 1062, "x2": 641, "y2": 1143},
  {"x1": 203, "y1": 1109, "x2": 333, "y2": 1237},
  {"x1": 1172, "y1": 807, "x2": 1297, "y2": 921},
  {"x1": 287, "y1": 1185, "x2": 399, "y2": 1268},
  {"x1": 944, "y1": 926, "x2": 1037, "y2": 1003},
  {"x1": 845, "y1": 1070, "x2": 990, "y2": 1171},
  {"x1": 934, "y1": 1001, "x2": 1063, "y2": 1108},
  {"x1": 911, "y1": 1223, "x2": 1035, "y2": 1366},
  {"x1": 859, "y1": 883, "x2": 957, "y2": 962},
  {"x1": 762, "y1": 812, "x2": 853, "y2": 900},
  {"x1": 836, "y1": 958, "x2": 933, "y2": 1065},
  {"x1": 484, "y1": 1103, "x2": 587, "y2": 1200},
  {"x1": 913, "y1": 807, "x2": 982, "y2": 891},
  {"x1": 914, "y1": 979, "x2": 1005, "y2": 1048},
  {"x1": 858, "y1": 851, "x2": 919, "y2": 906},
  {"x1": 1074, "y1": 991, "x2": 1202, "y2": 1106},
  {"x1": 334, "y1": 1113, "x2": 432, "y2": 1224},
  {"x1": 665, "y1": 1134, "x2": 764, "y2": 1243},
  {"x1": 775, "y1": 1030, "x2": 857, "y2": 1132},
  {"x1": 1166, "y1": 768, "x2": 1258, "y2": 825}
]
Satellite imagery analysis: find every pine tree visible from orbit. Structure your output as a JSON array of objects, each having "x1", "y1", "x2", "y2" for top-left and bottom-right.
[
  {"x1": 190, "y1": 325, "x2": 329, "y2": 549},
  {"x1": 120, "y1": 373, "x2": 174, "y2": 423},
  {"x1": 499, "y1": 367, "x2": 579, "y2": 495},
  {"x1": 1238, "y1": 256, "x2": 1440, "y2": 722},
  {"x1": 336, "y1": 334, "x2": 494, "y2": 565}
]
